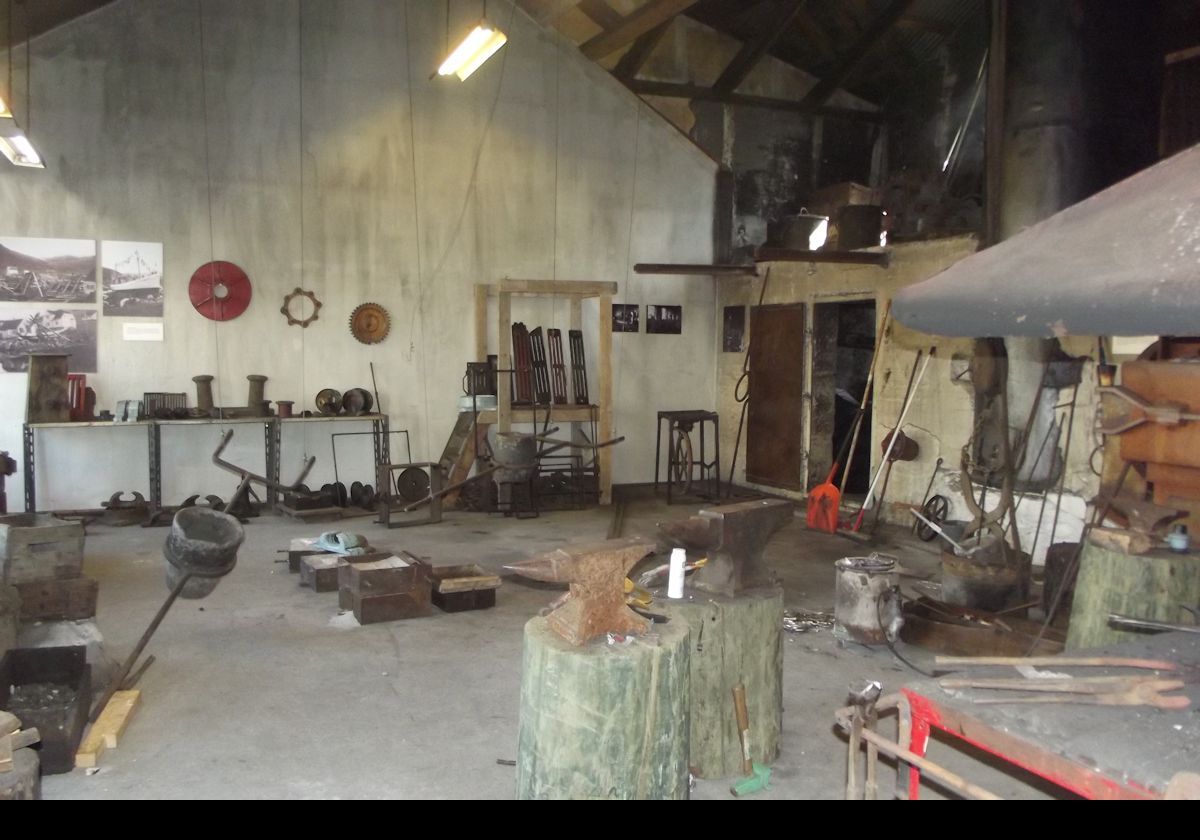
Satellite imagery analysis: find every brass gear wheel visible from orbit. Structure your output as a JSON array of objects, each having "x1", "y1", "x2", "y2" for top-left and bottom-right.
[{"x1": 349, "y1": 302, "x2": 390, "y2": 344}]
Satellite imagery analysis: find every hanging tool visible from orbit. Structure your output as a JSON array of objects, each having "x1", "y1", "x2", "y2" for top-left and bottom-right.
[
  {"x1": 726, "y1": 268, "x2": 769, "y2": 497},
  {"x1": 912, "y1": 457, "x2": 943, "y2": 536},
  {"x1": 839, "y1": 303, "x2": 893, "y2": 496},
  {"x1": 853, "y1": 348, "x2": 936, "y2": 531},
  {"x1": 731, "y1": 683, "x2": 771, "y2": 796}
]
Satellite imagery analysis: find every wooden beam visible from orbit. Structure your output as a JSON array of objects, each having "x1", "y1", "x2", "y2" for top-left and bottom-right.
[
  {"x1": 580, "y1": 0, "x2": 699, "y2": 61},
  {"x1": 984, "y1": 0, "x2": 1006, "y2": 247},
  {"x1": 754, "y1": 248, "x2": 890, "y2": 267},
  {"x1": 578, "y1": 0, "x2": 623, "y2": 30},
  {"x1": 634, "y1": 263, "x2": 758, "y2": 276},
  {"x1": 497, "y1": 279, "x2": 619, "y2": 297},
  {"x1": 713, "y1": 0, "x2": 809, "y2": 93},
  {"x1": 625, "y1": 79, "x2": 886, "y2": 123},
  {"x1": 613, "y1": 19, "x2": 673, "y2": 80},
  {"x1": 799, "y1": 0, "x2": 917, "y2": 106}
]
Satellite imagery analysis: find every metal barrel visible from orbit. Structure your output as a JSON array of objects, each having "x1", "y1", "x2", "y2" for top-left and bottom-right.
[{"x1": 833, "y1": 554, "x2": 901, "y2": 645}]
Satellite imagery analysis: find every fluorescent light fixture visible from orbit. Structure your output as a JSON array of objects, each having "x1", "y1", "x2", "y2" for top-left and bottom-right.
[
  {"x1": 0, "y1": 126, "x2": 43, "y2": 168},
  {"x1": 437, "y1": 21, "x2": 507, "y2": 81},
  {"x1": 0, "y1": 95, "x2": 10, "y2": 119},
  {"x1": 808, "y1": 217, "x2": 828, "y2": 251}
]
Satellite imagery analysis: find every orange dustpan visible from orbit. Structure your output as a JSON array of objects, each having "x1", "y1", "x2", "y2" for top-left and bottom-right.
[{"x1": 806, "y1": 464, "x2": 841, "y2": 533}]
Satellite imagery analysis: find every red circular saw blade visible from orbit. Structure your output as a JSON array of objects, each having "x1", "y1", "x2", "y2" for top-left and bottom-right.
[{"x1": 189, "y1": 261, "x2": 252, "y2": 321}]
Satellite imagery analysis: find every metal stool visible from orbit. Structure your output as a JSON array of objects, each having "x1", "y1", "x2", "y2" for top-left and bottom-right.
[{"x1": 654, "y1": 410, "x2": 720, "y2": 503}]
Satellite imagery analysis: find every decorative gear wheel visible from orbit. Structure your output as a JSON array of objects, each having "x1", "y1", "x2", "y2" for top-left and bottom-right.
[
  {"x1": 349, "y1": 303, "x2": 390, "y2": 344},
  {"x1": 281, "y1": 287, "x2": 322, "y2": 327},
  {"x1": 189, "y1": 261, "x2": 252, "y2": 321}
]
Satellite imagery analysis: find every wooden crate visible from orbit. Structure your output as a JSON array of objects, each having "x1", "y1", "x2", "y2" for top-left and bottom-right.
[
  {"x1": 339, "y1": 552, "x2": 432, "y2": 622},
  {"x1": 14, "y1": 577, "x2": 98, "y2": 621},
  {"x1": 0, "y1": 514, "x2": 85, "y2": 584},
  {"x1": 431, "y1": 563, "x2": 501, "y2": 613},
  {"x1": 298, "y1": 555, "x2": 340, "y2": 592}
]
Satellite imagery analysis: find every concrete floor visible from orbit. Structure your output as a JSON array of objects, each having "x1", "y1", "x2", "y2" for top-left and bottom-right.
[{"x1": 36, "y1": 492, "x2": 1055, "y2": 800}]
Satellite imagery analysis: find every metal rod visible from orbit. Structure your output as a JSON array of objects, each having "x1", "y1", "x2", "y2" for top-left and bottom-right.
[
  {"x1": 1048, "y1": 382, "x2": 1081, "y2": 546},
  {"x1": 755, "y1": 248, "x2": 890, "y2": 267},
  {"x1": 90, "y1": 573, "x2": 191, "y2": 723}
]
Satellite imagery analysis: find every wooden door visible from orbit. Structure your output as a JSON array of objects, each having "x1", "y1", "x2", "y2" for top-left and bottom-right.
[{"x1": 746, "y1": 304, "x2": 805, "y2": 489}]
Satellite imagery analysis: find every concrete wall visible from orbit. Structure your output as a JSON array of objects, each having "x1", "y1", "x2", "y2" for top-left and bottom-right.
[
  {"x1": 716, "y1": 237, "x2": 1103, "y2": 564},
  {"x1": 0, "y1": 0, "x2": 717, "y2": 510}
]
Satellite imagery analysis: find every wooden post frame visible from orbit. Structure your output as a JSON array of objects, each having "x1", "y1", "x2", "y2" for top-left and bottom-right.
[{"x1": 474, "y1": 280, "x2": 618, "y2": 504}]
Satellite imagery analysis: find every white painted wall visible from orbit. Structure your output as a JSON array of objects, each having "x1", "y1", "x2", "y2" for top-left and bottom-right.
[{"x1": 0, "y1": 0, "x2": 717, "y2": 510}]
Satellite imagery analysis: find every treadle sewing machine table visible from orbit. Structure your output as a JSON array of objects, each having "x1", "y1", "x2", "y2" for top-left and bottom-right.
[{"x1": 882, "y1": 632, "x2": 1200, "y2": 799}]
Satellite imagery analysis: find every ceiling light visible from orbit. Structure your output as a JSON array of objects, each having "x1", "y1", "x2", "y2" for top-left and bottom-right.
[
  {"x1": 0, "y1": 95, "x2": 10, "y2": 119},
  {"x1": 0, "y1": 116, "x2": 42, "y2": 168},
  {"x1": 438, "y1": 21, "x2": 507, "y2": 81}
]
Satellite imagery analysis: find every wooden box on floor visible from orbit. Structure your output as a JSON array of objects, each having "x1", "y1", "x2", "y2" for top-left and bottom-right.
[
  {"x1": 0, "y1": 645, "x2": 91, "y2": 775},
  {"x1": 298, "y1": 555, "x2": 340, "y2": 592},
  {"x1": 338, "y1": 552, "x2": 432, "y2": 624},
  {"x1": 431, "y1": 564, "x2": 501, "y2": 613},
  {"x1": 0, "y1": 514, "x2": 85, "y2": 584}
]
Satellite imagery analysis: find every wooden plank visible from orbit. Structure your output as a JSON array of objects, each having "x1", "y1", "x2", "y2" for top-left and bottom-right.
[
  {"x1": 624, "y1": 79, "x2": 886, "y2": 123},
  {"x1": 634, "y1": 263, "x2": 756, "y2": 276},
  {"x1": 497, "y1": 279, "x2": 618, "y2": 297},
  {"x1": 579, "y1": 0, "x2": 699, "y2": 61},
  {"x1": 713, "y1": 0, "x2": 809, "y2": 93},
  {"x1": 755, "y1": 247, "x2": 889, "y2": 266},
  {"x1": 498, "y1": 291, "x2": 512, "y2": 434},
  {"x1": 613, "y1": 18, "x2": 672, "y2": 80},
  {"x1": 474, "y1": 283, "x2": 489, "y2": 362},
  {"x1": 529, "y1": 0, "x2": 583, "y2": 26},
  {"x1": 476, "y1": 405, "x2": 596, "y2": 425},
  {"x1": 598, "y1": 294, "x2": 614, "y2": 505},
  {"x1": 984, "y1": 0, "x2": 1007, "y2": 246},
  {"x1": 799, "y1": 0, "x2": 917, "y2": 107},
  {"x1": 15, "y1": 576, "x2": 98, "y2": 621},
  {"x1": 578, "y1": 0, "x2": 622, "y2": 30},
  {"x1": 75, "y1": 690, "x2": 140, "y2": 769},
  {"x1": 746, "y1": 304, "x2": 806, "y2": 489}
]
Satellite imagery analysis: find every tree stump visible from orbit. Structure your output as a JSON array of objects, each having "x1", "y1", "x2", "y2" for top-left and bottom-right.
[
  {"x1": 1067, "y1": 537, "x2": 1200, "y2": 649},
  {"x1": 661, "y1": 585, "x2": 784, "y2": 779},
  {"x1": 516, "y1": 615, "x2": 690, "y2": 800},
  {"x1": 0, "y1": 749, "x2": 40, "y2": 800}
]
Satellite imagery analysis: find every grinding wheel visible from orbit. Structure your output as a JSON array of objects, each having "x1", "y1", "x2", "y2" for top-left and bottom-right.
[{"x1": 395, "y1": 467, "x2": 430, "y2": 502}]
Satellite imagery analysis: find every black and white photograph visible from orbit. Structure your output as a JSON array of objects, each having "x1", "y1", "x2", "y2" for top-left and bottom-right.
[
  {"x1": 102, "y1": 240, "x2": 164, "y2": 316},
  {"x1": 0, "y1": 308, "x2": 99, "y2": 373},
  {"x1": 0, "y1": 237, "x2": 97, "y2": 303},
  {"x1": 612, "y1": 303, "x2": 639, "y2": 333},
  {"x1": 645, "y1": 304, "x2": 682, "y2": 335},
  {"x1": 723, "y1": 305, "x2": 745, "y2": 352}
]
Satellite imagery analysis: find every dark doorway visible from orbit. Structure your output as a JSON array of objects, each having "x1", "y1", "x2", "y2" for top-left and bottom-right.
[
  {"x1": 810, "y1": 300, "x2": 876, "y2": 496},
  {"x1": 746, "y1": 304, "x2": 806, "y2": 490}
]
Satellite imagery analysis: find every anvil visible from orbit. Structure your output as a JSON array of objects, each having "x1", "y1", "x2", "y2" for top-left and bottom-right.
[
  {"x1": 505, "y1": 537, "x2": 656, "y2": 646},
  {"x1": 658, "y1": 498, "x2": 792, "y2": 596}
]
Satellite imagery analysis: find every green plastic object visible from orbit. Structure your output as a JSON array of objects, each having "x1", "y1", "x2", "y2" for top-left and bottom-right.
[{"x1": 731, "y1": 763, "x2": 771, "y2": 797}]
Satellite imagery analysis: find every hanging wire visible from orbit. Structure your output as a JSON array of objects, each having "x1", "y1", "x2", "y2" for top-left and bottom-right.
[
  {"x1": 297, "y1": 0, "x2": 309, "y2": 461},
  {"x1": 196, "y1": 0, "x2": 223, "y2": 411},
  {"x1": 22, "y1": 0, "x2": 27, "y2": 133}
]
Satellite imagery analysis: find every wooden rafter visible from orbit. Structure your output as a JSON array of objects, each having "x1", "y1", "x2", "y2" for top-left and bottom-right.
[
  {"x1": 613, "y1": 19, "x2": 673, "y2": 80},
  {"x1": 799, "y1": 0, "x2": 917, "y2": 106},
  {"x1": 578, "y1": 0, "x2": 623, "y2": 30},
  {"x1": 713, "y1": 0, "x2": 809, "y2": 93},
  {"x1": 580, "y1": 0, "x2": 700, "y2": 60},
  {"x1": 529, "y1": 0, "x2": 585, "y2": 25},
  {"x1": 625, "y1": 79, "x2": 885, "y2": 123}
]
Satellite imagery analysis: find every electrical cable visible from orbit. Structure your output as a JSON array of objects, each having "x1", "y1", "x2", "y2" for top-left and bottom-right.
[
  {"x1": 877, "y1": 589, "x2": 934, "y2": 677},
  {"x1": 196, "y1": 0, "x2": 223, "y2": 413}
]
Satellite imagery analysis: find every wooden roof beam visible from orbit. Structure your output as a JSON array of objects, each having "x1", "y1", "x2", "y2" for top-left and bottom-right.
[
  {"x1": 713, "y1": 0, "x2": 809, "y2": 93},
  {"x1": 625, "y1": 79, "x2": 885, "y2": 123},
  {"x1": 580, "y1": 0, "x2": 700, "y2": 60},
  {"x1": 613, "y1": 19, "x2": 674, "y2": 80},
  {"x1": 799, "y1": 0, "x2": 917, "y2": 106}
]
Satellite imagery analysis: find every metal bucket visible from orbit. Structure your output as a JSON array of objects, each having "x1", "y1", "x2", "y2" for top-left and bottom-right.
[
  {"x1": 833, "y1": 554, "x2": 902, "y2": 645},
  {"x1": 163, "y1": 507, "x2": 244, "y2": 599}
]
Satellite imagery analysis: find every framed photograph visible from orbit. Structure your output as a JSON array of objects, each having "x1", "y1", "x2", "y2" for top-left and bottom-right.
[
  {"x1": 645, "y1": 304, "x2": 682, "y2": 335},
  {"x1": 612, "y1": 303, "x2": 639, "y2": 333},
  {"x1": 102, "y1": 240, "x2": 164, "y2": 316},
  {"x1": 0, "y1": 237, "x2": 97, "y2": 303},
  {"x1": 723, "y1": 305, "x2": 745, "y2": 352},
  {"x1": 0, "y1": 308, "x2": 99, "y2": 372}
]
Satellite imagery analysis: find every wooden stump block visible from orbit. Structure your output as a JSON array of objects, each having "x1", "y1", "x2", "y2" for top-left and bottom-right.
[
  {"x1": 516, "y1": 616, "x2": 690, "y2": 800},
  {"x1": 1067, "y1": 537, "x2": 1200, "y2": 649},
  {"x1": 661, "y1": 585, "x2": 783, "y2": 779}
]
